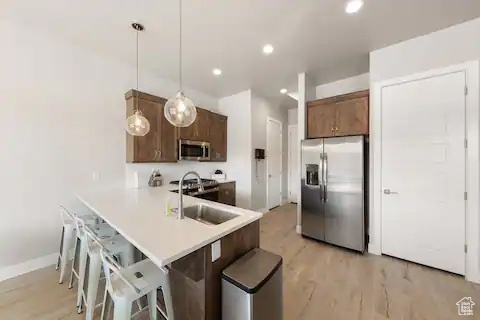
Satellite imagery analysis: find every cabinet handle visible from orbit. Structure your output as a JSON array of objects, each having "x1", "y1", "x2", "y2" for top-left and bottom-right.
[{"x1": 154, "y1": 150, "x2": 158, "y2": 160}]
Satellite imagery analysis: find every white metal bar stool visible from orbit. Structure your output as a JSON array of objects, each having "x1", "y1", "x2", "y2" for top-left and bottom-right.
[
  {"x1": 57, "y1": 206, "x2": 97, "y2": 284},
  {"x1": 100, "y1": 249, "x2": 175, "y2": 320},
  {"x1": 68, "y1": 217, "x2": 118, "y2": 306},
  {"x1": 79, "y1": 224, "x2": 136, "y2": 320}
]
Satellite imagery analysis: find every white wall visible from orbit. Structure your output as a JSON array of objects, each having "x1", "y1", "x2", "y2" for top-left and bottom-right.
[
  {"x1": 369, "y1": 17, "x2": 480, "y2": 281},
  {"x1": 0, "y1": 18, "x2": 218, "y2": 276},
  {"x1": 218, "y1": 90, "x2": 253, "y2": 209},
  {"x1": 296, "y1": 73, "x2": 316, "y2": 232},
  {"x1": 316, "y1": 73, "x2": 370, "y2": 99},
  {"x1": 217, "y1": 90, "x2": 288, "y2": 211},
  {"x1": 288, "y1": 108, "x2": 298, "y2": 125},
  {"x1": 250, "y1": 92, "x2": 288, "y2": 211},
  {"x1": 370, "y1": 18, "x2": 480, "y2": 83}
]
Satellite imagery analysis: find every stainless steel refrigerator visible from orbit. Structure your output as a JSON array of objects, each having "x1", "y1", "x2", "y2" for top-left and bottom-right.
[{"x1": 301, "y1": 136, "x2": 367, "y2": 252}]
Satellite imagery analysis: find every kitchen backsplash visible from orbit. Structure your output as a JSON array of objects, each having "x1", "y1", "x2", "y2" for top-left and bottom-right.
[{"x1": 126, "y1": 162, "x2": 227, "y2": 188}]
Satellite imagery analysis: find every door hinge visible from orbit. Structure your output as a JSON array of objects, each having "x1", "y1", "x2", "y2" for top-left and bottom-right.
[
  {"x1": 464, "y1": 192, "x2": 468, "y2": 201},
  {"x1": 465, "y1": 86, "x2": 468, "y2": 96},
  {"x1": 465, "y1": 244, "x2": 468, "y2": 253},
  {"x1": 465, "y1": 139, "x2": 468, "y2": 149}
]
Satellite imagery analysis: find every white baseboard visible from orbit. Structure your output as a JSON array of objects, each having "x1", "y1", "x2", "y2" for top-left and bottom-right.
[
  {"x1": 0, "y1": 253, "x2": 58, "y2": 283},
  {"x1": 296, "y1": 225, "x2": 302, "y2": 234},
  {"x1": 257, "y1": 208, "x2": 270, "y2": 214},
  {"x1": 466, "y1": 271, "x2": 480, "y2": 284}
]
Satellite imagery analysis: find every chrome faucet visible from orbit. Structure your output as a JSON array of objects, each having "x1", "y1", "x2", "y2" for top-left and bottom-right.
[{"x1": 177, "y1": 171, "x2": 204, "y2": 220}]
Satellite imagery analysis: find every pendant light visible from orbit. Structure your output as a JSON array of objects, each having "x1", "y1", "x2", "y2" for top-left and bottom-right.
[
  {"x1": 164, "y1": 0, "x2": 197, "y2": 127},
  {"x1": 126, "y1": 22, "x2": 150, "y2": 136}
]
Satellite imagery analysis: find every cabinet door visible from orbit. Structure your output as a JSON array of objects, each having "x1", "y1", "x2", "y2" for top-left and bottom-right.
[
  {"x1": 195, "y1": 109, "x2": 211, "y2": 141},
  {"x1": 177, "y1": 118, "x2": 197, "y2": 141},
  {"x1": 307, "y1": 103, "x2": 336, "y2": 138},
  {"x1": 335, "y1": 97, "x2": 369, "y2": 136},
  {"x1": 126, "y1": 98, "x2": 159, "y2": 162},
  {"x1": 177, "y1": 108, "x2": 210, "y2": 141},
  {"x1": 209, "y1": 113, "x2": 227, "y2": 161},
  {"x1": 219, "y1": 182, "x2": 236, "y2": 206},
  {"x1": 157, "y1": 104, "x2": 178, "y2": 162}
]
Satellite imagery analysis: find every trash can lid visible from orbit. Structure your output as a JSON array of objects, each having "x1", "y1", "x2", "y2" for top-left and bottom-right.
[{"x1": 222, "y1": 248, "x2": 282, "y2": 294}]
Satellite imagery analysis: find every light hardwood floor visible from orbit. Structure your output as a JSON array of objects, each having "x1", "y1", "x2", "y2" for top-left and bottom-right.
[
  {"x1": 0, "y1": 204, "x2": 479, "y2": 319},
  {"x1": 262, "y1": 204, "x2": 480, "y2": 320}
]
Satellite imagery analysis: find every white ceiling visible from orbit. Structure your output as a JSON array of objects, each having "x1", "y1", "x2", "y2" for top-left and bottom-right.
[{"x1": 2, "y1": 0, "x2": 480, "y2": 101}]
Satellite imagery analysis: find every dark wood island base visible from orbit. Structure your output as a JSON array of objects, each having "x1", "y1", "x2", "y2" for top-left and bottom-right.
[{"x1": 160, "y1": 221, "x2": 260, "y2": 320}]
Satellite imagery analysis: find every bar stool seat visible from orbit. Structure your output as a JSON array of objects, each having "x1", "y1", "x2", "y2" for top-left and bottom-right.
[{"x1": 110, "y1": 259, "x2": 166, "y2": 300}]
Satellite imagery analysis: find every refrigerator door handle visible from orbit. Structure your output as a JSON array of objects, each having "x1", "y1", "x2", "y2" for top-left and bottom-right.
[
  {"x1": 319, "y1": 154, "x2": 324, "y2": 202},
  {"x1": 323, "y1": 153, "x2": 328, "y2": 203}
]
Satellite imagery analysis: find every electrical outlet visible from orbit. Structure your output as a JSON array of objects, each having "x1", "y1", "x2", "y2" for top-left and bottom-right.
[
  {"x1": 211, "y1": 240, "x2": 221, "y2": 262},
  {"x1": 92, "y1": 171, "x2": 100, "y2": 182}
]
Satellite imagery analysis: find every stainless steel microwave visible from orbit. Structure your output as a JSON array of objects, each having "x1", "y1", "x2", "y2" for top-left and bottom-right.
[{"x1": 178, "y1": 140, "x2": 211, "y2": 161}]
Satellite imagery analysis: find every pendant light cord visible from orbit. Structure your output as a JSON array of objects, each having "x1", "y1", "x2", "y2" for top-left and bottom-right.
[
  {"x1": 135, "y1": 27, "x2": 139, "y2": 112},
  {"x1": 179, "y1": 0, "x2": 183, "y2": 92}
]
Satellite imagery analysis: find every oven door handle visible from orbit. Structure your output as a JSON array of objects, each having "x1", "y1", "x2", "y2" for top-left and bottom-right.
[{"x1": 189, "y1": 187, "x2": 219, "y2": 196}]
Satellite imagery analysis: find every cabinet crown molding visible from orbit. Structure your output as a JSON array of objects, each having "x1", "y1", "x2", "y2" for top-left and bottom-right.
[
  {"x1": 308, "y1": 89, "x2": 369, "y2": 106},
  {"x1": 125, "y1": 89, "x2": 168, "y2": 104}
]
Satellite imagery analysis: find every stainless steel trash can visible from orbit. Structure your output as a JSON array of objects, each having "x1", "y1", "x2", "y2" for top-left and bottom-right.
[{"x1": 222, "y1": 248, "x2": 283, "y2": 320}]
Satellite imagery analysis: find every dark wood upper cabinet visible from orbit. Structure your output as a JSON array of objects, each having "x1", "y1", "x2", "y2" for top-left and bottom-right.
[
  {"x1": 307, "y1": 90, "x2": 369, "y2": 138},
  {"x1": 177, "y1": 115, "x2": 197, "y2": 141},
  {"x1": 157, "y1": 105, "x2": 178, "y2": 162},
  {"x1": 126, "y1": 90, "x2": 227, "y2": 163},
  {"x1": 178, "y1": 108, "x2": 211, "y2": 141},
  {"x1": 307, "y1": 103, "x2": 336, "y2": 138},
  {"x1": 126, "y1": 90, "x2": 177, "y2": 163},
  {"x1": 334, "y1": 97, "x2": 369, "y2": 136},
  {"x1": 195, "y1": 108, "x2": 211, "y2": 141},
  {"x1": 209, "y1": 113, "x2": 227, "y2": 162}
]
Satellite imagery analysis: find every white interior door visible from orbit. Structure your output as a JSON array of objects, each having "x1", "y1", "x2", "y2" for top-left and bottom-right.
[
  {"x1": 267, "y1": 118, "x2": 282, "y2": 209},
  {"x1": 288, "y1": 125, "x2": 299, "y2": 203},
  {"x1": 381, "y1": 71, "x2": 466, "y2": 275}
]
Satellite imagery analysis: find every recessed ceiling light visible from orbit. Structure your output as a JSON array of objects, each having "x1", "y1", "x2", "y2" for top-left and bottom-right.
[
  {"x1": 212, "y1": 68, "x2": 222, "y2": 76},
  {"x1": 280, "y1": 88, "x2": 288, "y2": 94},
  {"x1": 263, "y1": 44, "x2": 274, "y2": 55},
  {"x1": 345, "y1": 0, "x2": 363, "y2": 14}
]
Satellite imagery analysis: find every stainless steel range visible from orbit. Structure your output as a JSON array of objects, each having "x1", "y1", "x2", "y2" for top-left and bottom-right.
[{"x1": 170, "y1": 178, "x2": 220, "y2": 201}]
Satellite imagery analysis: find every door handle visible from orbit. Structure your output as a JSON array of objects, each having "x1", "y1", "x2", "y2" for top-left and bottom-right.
[
  {"x1": 383, "y1": 189, "x2": 399, "y2": 195},
  {"x1": 323, "y1": 153, "x2": 328, "y2": 202}
]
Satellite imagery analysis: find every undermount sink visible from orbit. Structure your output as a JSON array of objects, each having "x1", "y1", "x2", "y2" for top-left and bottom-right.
[{"x1": 182, "y1": 205, "x2": 239, "y2": 225}]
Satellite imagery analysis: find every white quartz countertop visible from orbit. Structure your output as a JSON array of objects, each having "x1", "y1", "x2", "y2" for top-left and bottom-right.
[{"x1": 76, "y1": 185, "x2": 262, "y2": 268}]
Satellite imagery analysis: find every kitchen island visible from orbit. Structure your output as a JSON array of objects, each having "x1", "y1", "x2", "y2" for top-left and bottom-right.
[{"x1": 77, "y1": 184, "x2": 262, "y2": 320}]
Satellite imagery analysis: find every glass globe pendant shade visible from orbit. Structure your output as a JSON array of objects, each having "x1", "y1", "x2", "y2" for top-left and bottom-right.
[
  {"x1": 126, "y1": 109, "x2": 150, "y2": 136},
  {"x1": 164, "y1": 91, "x2": 197, "y2": 127}
]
